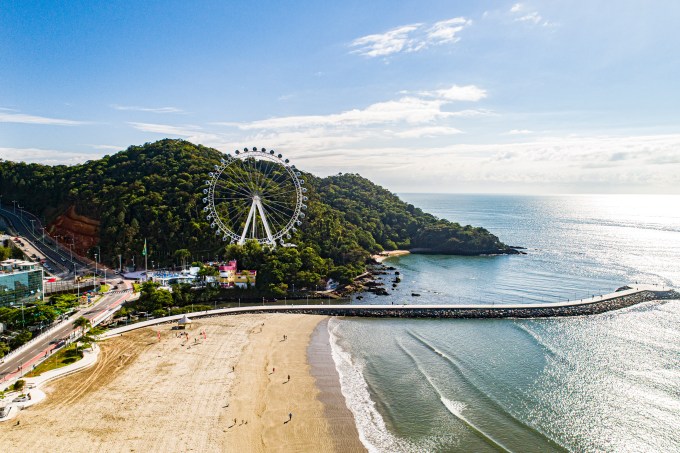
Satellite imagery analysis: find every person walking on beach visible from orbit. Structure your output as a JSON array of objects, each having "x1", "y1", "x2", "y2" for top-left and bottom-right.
[
  {"x1": 288, "y1": 412, "x2": 292, "y2": 421},
  {"x1": 287, "y1": 374, "x2": 290, "y2": 382}
]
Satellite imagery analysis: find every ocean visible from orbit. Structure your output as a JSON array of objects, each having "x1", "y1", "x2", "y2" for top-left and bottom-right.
[{"x1": 328, "y1": 194, "x2": 680, "y2": 452}]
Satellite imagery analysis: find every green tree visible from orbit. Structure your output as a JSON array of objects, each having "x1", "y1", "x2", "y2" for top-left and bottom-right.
[{"x1": 73, "y1": 316, "x2": 91, "y2": 334}]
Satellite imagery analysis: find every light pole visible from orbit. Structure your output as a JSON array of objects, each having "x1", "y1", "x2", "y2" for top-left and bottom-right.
[
  {"x1": 12, "y1": 200, "x2": 17, "y2": 214},
  {"x1": 42, "y1": 227, "x2": 46, "y2": 244},
  {"x1": 29, "y1": 219, "x2": 35, "y2": 234},
  {"x1": 94, "y1": 253, "x2": 98, "y2": 288},
  {"x1": 18, "y1": 204, "x2": 24, "y2": 219}
]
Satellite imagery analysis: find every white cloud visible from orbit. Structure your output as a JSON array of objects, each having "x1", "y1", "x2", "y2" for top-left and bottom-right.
[
  {"x1": 426, "y1": 17, "x2": 471, "y2": 45},
  {"x1": 350, "y1": 17, "x2": 471, "y2": 58},
  {"x1": 292, "y1": 134, "x2": 680, "y2": 193},
  {"x1": 220, "y1": 84, "x2": 488, "y2": 133},
  {"x1": 508, "y1": 129, "x2": 533, "y2": 135},
  {"x1": 350, "y1": 24, "x2": 422, "y2": 57},
  {"x1": 128, "y1": 122, "x2": 200, "y2": 136},
  {"x1": 426, "y1": 84, "x2": 488, "y2": 102},
  {"x1": 392, "y1": 126, "x2": 463, "y2": 138},
  {"x1": 0, "y1": 111, "x2": 86, "y2": 126},
  {"x1": 128, "y1": 122, "x2": 221, "y2": 143},
  {"x1": 0, "y1": 147, "x2": 102, "y2": 164},
  {"x1": 509, "y1": 3, "x2": 554, "y2": 27},
  {"x1": 111, "y1": 104, "x2": 184, "y2": 113},
  {"x1": 516, "y1": 12, "x2": 543, "y2": 24},
  {"x1": 87, "y1": 144, "x2": 124, "y2": 151},
  {"x1": 238, "y1": 97, "x2": 451, "y2": 129}
]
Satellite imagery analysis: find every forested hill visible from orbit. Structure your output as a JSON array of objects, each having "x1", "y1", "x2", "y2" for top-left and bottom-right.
[{"x1": 0, "y1": 139, "x2": 517, "y2": 289}]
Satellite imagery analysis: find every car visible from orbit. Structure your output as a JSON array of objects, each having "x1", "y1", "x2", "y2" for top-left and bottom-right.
[{"x1": 12, "y1": 395, "x2": 30, "y2": 403}]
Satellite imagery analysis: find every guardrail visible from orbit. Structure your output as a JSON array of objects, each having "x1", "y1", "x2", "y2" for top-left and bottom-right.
[{"x1": 0, "y1": 311, "x2": 80, "y2": 366}]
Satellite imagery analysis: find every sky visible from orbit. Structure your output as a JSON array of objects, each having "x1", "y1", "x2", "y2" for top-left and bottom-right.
[{"x1": 1, "y1": 0, "x2": 680, "y2": 194}]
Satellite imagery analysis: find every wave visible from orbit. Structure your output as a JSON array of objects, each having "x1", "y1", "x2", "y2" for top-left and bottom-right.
[
  {"x1": 397, "y1": 339, "x2": 513, "y2": 452},
  {"x1": 327, "y1": 318, "x2": 416, "y2": 453},
  {"x1": 405, "y1": 330, "x2": 567, "y2": 452},
  {"x1": 512, "y1": 322, "x2": 568, "y2": 365}
]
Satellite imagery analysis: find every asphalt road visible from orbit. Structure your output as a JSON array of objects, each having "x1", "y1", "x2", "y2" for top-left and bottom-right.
[
  {"x1": 0, "y1": 286, "x2": 133, "y2": 386},
  {"x1": 0, "y1": 205, "x2": 93, "y2": 278}
]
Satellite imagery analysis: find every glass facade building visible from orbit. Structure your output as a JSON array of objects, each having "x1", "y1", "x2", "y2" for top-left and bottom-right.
[{"x1": 0, "y1": 269, "x2": 44, "y2": 307}]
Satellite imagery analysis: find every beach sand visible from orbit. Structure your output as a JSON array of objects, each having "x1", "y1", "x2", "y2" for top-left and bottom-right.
[
  {"x1": 372, "y1": 250, "x2": 410, "y2": 263},
  {"x1": 0, "y1": 313, "x2": 365, "y2": 452}
]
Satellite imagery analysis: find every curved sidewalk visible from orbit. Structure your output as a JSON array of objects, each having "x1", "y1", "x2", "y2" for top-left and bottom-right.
[{"x1": 0, "y1": 345, "x2": 99, "y2": 423}]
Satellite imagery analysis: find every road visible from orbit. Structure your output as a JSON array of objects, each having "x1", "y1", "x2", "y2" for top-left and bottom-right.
[
  {"x1": 0, "y1": 204, "x2": 95, "y2": 278},
  {"x1": 0, "y1": 285, "x2": 133, "y2": 386}
]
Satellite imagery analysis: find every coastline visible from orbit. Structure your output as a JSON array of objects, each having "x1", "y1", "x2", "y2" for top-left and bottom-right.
[
  {"x1": 308, "y1": 319, "x2": 366, "y2": 452},
  {"x1": 0, "y1": 313, "x2": 363, "y2": 452},
  {"x1": 371, "y1": 249, "x2": 410, "y2": 263}
]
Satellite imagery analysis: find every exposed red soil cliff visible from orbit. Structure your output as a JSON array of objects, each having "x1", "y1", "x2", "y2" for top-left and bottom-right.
[{"x1": 47, "y1": 205, "x2": 100, "y2": 255}]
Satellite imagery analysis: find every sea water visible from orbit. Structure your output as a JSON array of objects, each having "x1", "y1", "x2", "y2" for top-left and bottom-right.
[{"x1": 329, "y1": 194, "x2": 680, "y2": 452}]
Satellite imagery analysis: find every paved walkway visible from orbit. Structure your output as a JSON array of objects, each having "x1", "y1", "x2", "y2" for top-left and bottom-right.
[{"x1": 0, "y1": 345, "x2": 99, "y2": 422}]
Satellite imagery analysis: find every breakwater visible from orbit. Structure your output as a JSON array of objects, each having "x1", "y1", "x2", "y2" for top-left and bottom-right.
[
  {"x1": 102, "y1": 285, "x2": 678, "y2": 338},
  {"x1": 218, "y1": 288, "x2": 678, "y2": 319}
]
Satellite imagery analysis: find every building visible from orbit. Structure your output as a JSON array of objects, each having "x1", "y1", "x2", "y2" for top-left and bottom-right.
[
  {"x1": 217, "y1": 260, "x2": 256, "y2": 288},
  {"x1": 232, "y1": 270, "x2": 257, "y2": 289},
  {"x1": 0, "y1": 259, "x2": 44, "y2": 307},
  {"x1": 218, "y1": 260, "x2": 238, "y2": 288}
]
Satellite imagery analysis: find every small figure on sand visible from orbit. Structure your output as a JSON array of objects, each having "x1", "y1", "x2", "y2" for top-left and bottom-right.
[
  {"x1": 287, "y1": 375, "x2": 290, "y2": 382},
  {"x1": 289, "y1": 412, "x2": 292, "y2": 421}
]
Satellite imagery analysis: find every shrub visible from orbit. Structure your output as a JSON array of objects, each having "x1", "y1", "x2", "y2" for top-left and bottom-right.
[{"x1": 13, "y1": 379, "x2": 25, "y2": 392}]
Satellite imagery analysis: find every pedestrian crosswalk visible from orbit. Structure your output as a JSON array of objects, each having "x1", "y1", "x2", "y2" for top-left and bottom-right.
[{"x1": 106, "y1": 289, "x2": 133, "y2": 294}]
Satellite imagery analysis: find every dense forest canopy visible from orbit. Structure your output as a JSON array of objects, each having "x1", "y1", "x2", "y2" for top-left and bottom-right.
[{"x1": 0, "y1": 139, "x2": 516, "y2": 290}]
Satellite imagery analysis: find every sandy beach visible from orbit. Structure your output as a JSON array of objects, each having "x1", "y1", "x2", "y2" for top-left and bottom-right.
[
  {"x1": 372, "y1": 250, "x2": 410, "y2": 263},
  {"x1": 0, "y1": 313, "x2": 365, "y2": 452}
]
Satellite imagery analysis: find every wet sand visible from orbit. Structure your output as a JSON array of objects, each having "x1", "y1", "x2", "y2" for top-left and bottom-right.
[{"x1": 0, "y1": 313, "x2": 363, "y2": 452}]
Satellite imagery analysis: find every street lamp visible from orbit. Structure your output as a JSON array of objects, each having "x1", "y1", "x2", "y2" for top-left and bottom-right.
[
  {"x1": 94, "y1": 253, "x2": 98, "y2": 287},
  {"x1": 12, "y1": 200, "x2": 17, "y2": 214}
]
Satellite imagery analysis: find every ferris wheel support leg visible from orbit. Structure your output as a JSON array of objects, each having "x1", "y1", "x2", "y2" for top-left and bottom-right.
[
  {"x1": 255, "y1": 198, "x2": 276, "y2": 246},
  {"x1": 239, "y1": 201, "x2": 257, "y2": 245}
]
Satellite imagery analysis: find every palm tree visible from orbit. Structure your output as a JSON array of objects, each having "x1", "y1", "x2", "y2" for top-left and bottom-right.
[
  {"x1": 72, "y1": 317, "x2": 92, "y2": 353},
  {"x1": 73, "y1": 316, "x2": 91, "y2": 335}
]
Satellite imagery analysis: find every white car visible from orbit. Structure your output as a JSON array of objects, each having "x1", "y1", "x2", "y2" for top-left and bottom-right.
[{"x1": 12, "y1": 395, "x2": 30, "y2": 403}]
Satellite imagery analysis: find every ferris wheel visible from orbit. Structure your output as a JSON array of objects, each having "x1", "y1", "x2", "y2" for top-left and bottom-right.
[{"x1": 202, "y1": 147, "x2": 307, "y2": 247}]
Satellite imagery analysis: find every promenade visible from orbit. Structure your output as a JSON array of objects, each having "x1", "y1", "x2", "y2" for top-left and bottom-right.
[{"x1": 102, "y1": 284, "x2": 678, "y2": 338}]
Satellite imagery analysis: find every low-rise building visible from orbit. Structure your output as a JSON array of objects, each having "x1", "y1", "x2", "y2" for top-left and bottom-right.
[{"x1": 232, "y1": 270, "x2": 257, "y2": 288}]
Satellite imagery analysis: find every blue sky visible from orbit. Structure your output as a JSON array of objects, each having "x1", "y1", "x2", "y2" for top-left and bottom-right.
[{"x1": 2, "y1": 0, "x2": 680, "y2": 193}]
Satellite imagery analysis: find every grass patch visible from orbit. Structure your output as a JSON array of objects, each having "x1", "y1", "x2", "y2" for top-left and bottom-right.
[
  {"x1": 25, "y1": 345, "x2": 83, "y2": 377},
  {"x1": 133, "y1": 283, "x2": 141, "y2": 293},
  {"x1": 99, "y1": 284, "x2": 110, "y2": 293}
]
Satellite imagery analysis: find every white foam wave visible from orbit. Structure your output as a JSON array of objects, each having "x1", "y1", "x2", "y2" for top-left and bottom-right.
[
  {"x1": 327, "y1": 318, "x2": 415, "y2": 453},
  {"x1": 441, "y1": 397, "x2": 467, "y2": 419}
]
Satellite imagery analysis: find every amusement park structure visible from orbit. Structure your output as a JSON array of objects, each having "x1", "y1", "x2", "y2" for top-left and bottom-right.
[{"x1": 203, "y1": 147, "x2": 307, "y2": 247}]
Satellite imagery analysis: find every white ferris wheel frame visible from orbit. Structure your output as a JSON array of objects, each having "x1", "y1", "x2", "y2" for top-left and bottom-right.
[{"x1": 202, "y1": 147, "x2": 307, "y2": 247}]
